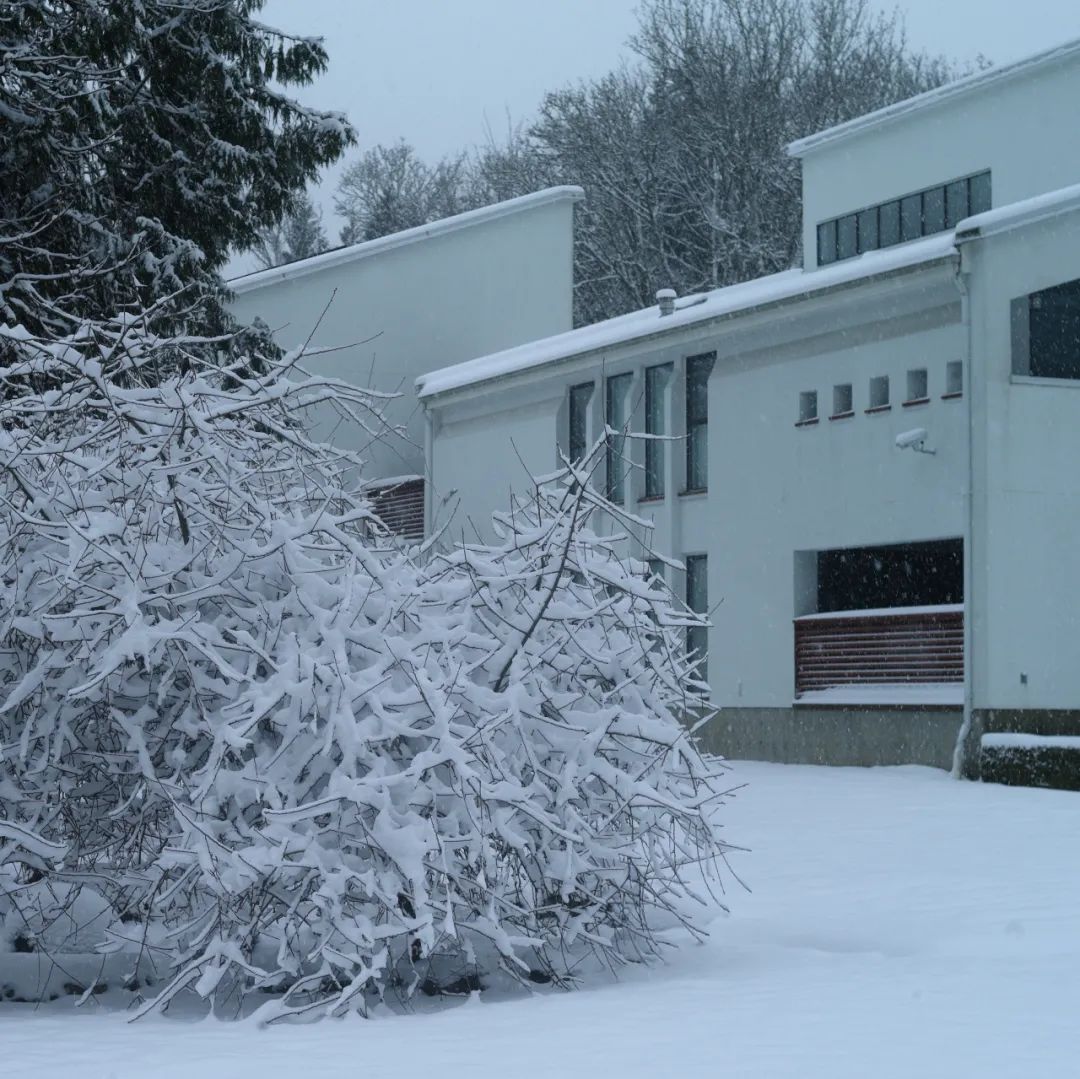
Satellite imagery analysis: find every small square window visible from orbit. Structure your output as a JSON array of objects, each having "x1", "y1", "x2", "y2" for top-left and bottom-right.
[
  {"x1": 818, "y1": 221, "x2": 837, "y2": 266},
  {"x1": 879, "y1": 201, "x2": 901, "y2": 247},
  {"x1": 923, "y1": 186, "x2": 946, "y2": 235},
  {"x1": 945, "y1": 361, "x2": 963, "y2": 396},
  {"x1": 798, "y1": 390, "x2": 818, "y2": 424},
  {"x1": 857, "y1": 208, "x2": 878, "y2": 254},
  {"x1": 831, "y1": 383, "x2": 853, "y2": 418},
  {"x1": 837, "y1": 215, "x2": 858, "y2": 260},
  {"x1": 900, "y1": 194, "x2": 922, "y2": 241},
  {"x1": 905, "y1": 368, "x2": 929, "y2": 403},
  {"x1": 868, "y1": 375, "x2": 890, "y2": 410}
]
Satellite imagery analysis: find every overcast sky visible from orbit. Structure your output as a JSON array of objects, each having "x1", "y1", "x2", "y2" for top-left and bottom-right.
[{"x1": 239, "y1": 0, "x2": 1080, "y2": 267}]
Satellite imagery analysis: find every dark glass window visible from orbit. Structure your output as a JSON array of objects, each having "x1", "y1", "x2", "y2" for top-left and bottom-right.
[
  {"x1": 900, "y1": 194, "x2": 922, "y2": 242},
  {"x1": 685, "y1": 353, "x2": 715, "y2": 491},
  {"x1": 922, "y1": 185, "x2": 946, "y2": 234},
  {"x1": 837, "y1": 214, "x2": 858, "y2": 260},
  {"x1": 857, "y1": 207, "x2": 878, "y2": 253},
  {"x1": 644, "y1": 363, "x2": 672, "y2": 498},
  {"x1": 817, "y1": 220, "x2": 837, "y2": 266},
  {"x1": 817, "y1": 539, "x2": 963, "y2": 612},
  {"x1": 605, "y1": 372, "x2": 632, "y2": 502},
  {"x1": 945, "y1": 179, "x2": 969, "y2": 228},
  {"x1": 969, "y1": 171, "x2": 992, "y2": 215},
  {"x1": 685, "y1": 554, "x2": 709, "y2": 682},
  {"x1": 878, "y1": 201, "x2": 901, "y2": 247},
  {"x1": 1027, "y1": 278, "x2": 1080, "y2": 380},
  {"x1": 568, "y1": 382, "x2": 593, "y2": 464}
]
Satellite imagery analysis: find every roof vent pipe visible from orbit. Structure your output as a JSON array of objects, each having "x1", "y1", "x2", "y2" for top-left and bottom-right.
[{"x1": 656, "y1": 288, "x2": 677, "y2": 317}]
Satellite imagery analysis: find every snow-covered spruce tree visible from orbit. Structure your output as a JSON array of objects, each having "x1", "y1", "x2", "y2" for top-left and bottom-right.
[
  {"x1": 0, "y1": 1, "x2": 353, "y2": 339},
  {"x1": 0, "y1": 322, "x2": 731, "y2": 1019}
]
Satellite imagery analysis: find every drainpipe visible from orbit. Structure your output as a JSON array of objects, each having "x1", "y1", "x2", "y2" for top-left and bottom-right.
[{"x1": 951, "y1": 246, "x2": 976, "y2": 778}]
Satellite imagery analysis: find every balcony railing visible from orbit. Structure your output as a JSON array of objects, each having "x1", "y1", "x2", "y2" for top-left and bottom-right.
[{"x1": 794, "y1": 603, "x2": 963, "y2": 703}]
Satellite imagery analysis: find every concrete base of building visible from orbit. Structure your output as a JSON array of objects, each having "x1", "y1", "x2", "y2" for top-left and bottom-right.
[
  {"x1": 695, "y1": 705, "x2": 965, "y2": 770},
  {"x1": 956, "y1": 709, "x2": 1080, "y2": 780}
]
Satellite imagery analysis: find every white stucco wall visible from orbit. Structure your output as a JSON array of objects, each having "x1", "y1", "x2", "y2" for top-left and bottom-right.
[
  {"x1": 227, "y1": 191, "x2": 579, "y2": 481},
  {"x1": 797, "y1": 51, "x2": 1080, "y2": 267},
  {"x1": 425, "y1": 261, "x2": 967, "y2": 709},
  {"x1": 964, "y1": 207, "x2": 1080, "y2": 711}
]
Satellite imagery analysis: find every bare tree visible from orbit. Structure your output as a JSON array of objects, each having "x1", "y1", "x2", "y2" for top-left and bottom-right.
[{"x1": 250, "y1": 192, "x2": 330, "y2": 269}]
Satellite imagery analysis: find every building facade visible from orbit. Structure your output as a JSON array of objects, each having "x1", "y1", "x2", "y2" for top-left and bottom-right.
[
  {"x1": 418, "y1": 41, "x2": 1080, "y2": 773},
  {"x1": 228, "y1": 187, "x2": 582, "y2": 533}
]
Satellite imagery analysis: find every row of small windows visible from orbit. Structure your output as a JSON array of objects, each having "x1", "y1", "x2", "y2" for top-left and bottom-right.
[
  {"x1": 567, "y1": 352, "x2": 715, "y2": 503},
  {"x1": 817, "y1": 171, "x2": 991, "y2": 267},
  {"x1": 797, "y1": 362, "x2": 962, "y2": 424}
]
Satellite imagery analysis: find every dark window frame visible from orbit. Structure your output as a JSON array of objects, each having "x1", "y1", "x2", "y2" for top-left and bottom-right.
[
  {"x1": 685, "y1": 553, "x2": 709, "y2": 682},
  {"x1": 568, "y1": 381, "x2": 594, "y2": 465},
  {"x1": 604, "y1": 371, "x2": 633, "y2": 503},
  {"x1": 644, "y1": 362, "x2": 672, "y2": 499}
]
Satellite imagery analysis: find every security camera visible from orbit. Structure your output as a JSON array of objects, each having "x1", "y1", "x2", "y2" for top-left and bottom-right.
[{"x1": 895, "y1": 427, "x2": 934, "y2": 454}]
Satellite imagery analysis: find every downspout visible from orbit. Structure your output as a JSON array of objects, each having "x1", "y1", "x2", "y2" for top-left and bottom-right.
[
  {"x1": 422, "y1": 404, "x2": 435, "y2": 540},
  {"x1": 951, "y1": 242, "x2": 976, "y2": 778}
]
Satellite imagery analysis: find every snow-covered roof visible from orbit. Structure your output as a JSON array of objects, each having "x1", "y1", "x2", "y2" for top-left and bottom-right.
[
  {"x1": 787, "y1": 37, "x2": 1080, "y2": 158},
  {"x1": 954, "y1": 180, "x2": 1080, "y2": 242},
  {"x1": 417, "y1": 230, "x2": 957, "y2": 400},
  {"x1": 227, "y1": 186, "x2": 584, "y2": 296}
]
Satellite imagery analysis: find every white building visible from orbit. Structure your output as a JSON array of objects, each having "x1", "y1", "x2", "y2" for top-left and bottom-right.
[
  {"x1": 228, "y1": 186, "x2": 582, "y2": 534},
  {"x1": 418, "y1": 39, "x2": 1080, "y2": 773}
]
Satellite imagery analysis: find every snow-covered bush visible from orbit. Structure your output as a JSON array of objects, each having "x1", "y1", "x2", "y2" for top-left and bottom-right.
[{"x1": 0, "y1": 316, "x2": 732, "y2": 1020}]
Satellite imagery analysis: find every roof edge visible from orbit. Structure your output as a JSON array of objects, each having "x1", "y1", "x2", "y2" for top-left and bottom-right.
[
  {"x1": 228, "y1": 185, "x2": 585, "y2": 296},
  {"x1": 955, "y1": 180, "x2": 1080, "y2": 243},
  {"x1": 787, "y1": 37, "x2": 1080, "y2": 159}
]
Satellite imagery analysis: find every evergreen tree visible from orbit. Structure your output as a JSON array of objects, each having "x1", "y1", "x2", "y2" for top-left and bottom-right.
[{"x1": 0, "y1": 1, "x2": 354, "y2": 338}]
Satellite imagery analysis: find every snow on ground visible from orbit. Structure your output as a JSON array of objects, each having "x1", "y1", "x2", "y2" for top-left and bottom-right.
[{"x1": 4, "y1": 761, "x2": 1078, "y2": 1079}]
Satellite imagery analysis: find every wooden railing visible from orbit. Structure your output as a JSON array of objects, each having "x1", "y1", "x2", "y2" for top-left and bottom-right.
[{"x1": 794, "y1": 604, "x2": 963, "y2": 696}]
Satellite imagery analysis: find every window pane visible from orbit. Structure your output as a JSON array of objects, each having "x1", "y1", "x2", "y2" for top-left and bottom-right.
[
  {"x1": 798, "y1": 390, "x2": 818, "y2": 423},
  {"x1": 605, "y1": 372, "x2": 632, "y2": 502},
  {"x1": 945, "y1": 361, "x2": 963, "y2": 395},
  {"x1": 832, "y1": 383, "x2": 853, "y2": 416},
  {"x1": 1029, "y1": 278, "x2": 1080, "y2": 379},
  {"x1": 644, "y1": 363, "x2": 672, "y2": 497},
  {"x1": 923, "y1": 186, "x2": 946, "y2": 234},
  {"x1": 945, "y1": 179, "x2": 969, "y2": 227},
  {"x1": 569, "y1": 383, "x2": 593, "y2": 463},
  {"x1": 837, "y1": 214, "x2": 858, "y2": 260},
  {"x1": 685, "y1": 554, "x2": 708, "y2": 683},
  {"x1": 900, "y1": 194, "x2": 922, "y2": 241},
  {"x1": 817, "y1": 220, "x2": 837, "y2": 265},
  {"x1": 906, "y1": 368, "x2": 928, "y2": 401},
  {"x1": 869, "y1": 375, "x2": 889, "y2": 409},
  {"x1": 969, "y1": 171, "x2": 992, "y2": 215},
  {"x1": 857, "y1": 208, "x2": 878, "y2": 253},
  {"x1": 879, "y1": 201, "x2": 901, "y2": 247},
  {"x1": 685, "y1": 354, "x2": 714, "y2": 491}
]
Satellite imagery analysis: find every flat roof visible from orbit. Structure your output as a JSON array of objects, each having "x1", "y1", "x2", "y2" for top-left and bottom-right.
[
  {"x1": 227, "y1": 186, "x2": 584, "y2": 296},
  {"x1": 788, "y1": 37, "x2": 1080, "y2": 158},
  {"x1": 418, "y1": 231, "x2": 957, "y2": 400}
]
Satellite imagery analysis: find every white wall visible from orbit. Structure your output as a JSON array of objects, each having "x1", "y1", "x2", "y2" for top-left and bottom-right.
[
  {"x1": 799, "y1": 53, "x2": 1080, "y2": 266},
  {"x1": 426, "y1": 262, "x2": 967, "y2": 709},
  {"x1": 227, "y1": 193, "x2": 577, "y2": 481},
  {"x1": 965, "y1": 207, "x2": 1080, "y2": 710}
]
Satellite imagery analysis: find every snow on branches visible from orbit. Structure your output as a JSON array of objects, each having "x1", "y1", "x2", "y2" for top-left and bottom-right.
[{"x1": 0, "y1": 316, "x2": 732, "y2": 1019}]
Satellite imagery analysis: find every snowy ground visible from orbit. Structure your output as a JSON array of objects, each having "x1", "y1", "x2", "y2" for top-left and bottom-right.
[{"x1": 4, "y1": 761, "x2": 1077, "y2": 1079}]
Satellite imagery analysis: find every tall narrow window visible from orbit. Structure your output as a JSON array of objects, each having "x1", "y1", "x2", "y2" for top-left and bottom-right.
[
  {"x1": 685, "y1": 554, "x2": 709, "y2": 683},
  {"x1": 945, "y1": 361, "x2": 963, "y2": 397},
  {"x1": 605, "y1": 372, "x2": 632, "y2": 502},
  {"x1": 969, "y1": 171, "x2": 992, "y2": 215},
  {"x1": 685, "y1": 353, "x2": 715, "y2": 492},
  {"x1": 568, "y1": 382, "x2": 593, "y2": 464},
  {"x1": 644, "y1": 363, "x2": 672, "y2": 499}
]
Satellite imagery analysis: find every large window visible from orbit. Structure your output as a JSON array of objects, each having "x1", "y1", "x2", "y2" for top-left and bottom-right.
[
  {"x1": 685, "y1": 554, "x2": 709, "y2": 682},
  {"x1": 568, "y1": 382, "x2": 593, "y2": 464},
  {"x1": 817, "y1": 170, "x2": 991, "y2": 266},
  {"x1": 605, "y1": 372, "x2": 632, "y2": 502},
  {"x1": 644, "y1": 363, "x2": 672, "y2": 499},
  {"x1": 1013, "y1": 277, "x2": 1080, "y2": 380},
  {"x1": 685, "y1": 353, "x2": 715, "y2": 492}
]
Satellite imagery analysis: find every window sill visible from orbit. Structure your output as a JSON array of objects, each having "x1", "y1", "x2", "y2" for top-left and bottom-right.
[
  {"x1": 794, "y1": 418, "x2": 819, "y2": 427},
  {"x1": 637, "y1": 494, "x2": 665, "y2": 505},
  {"x1": 679, "y1": 488, "x2": 708, "y2": 499},
  {"x1": 864, "y1": 404, "x2": 892, "y2": 414},
  {"x1": 941, "y1": 391, "x2": 963, "y2": 400},
  {"x1": 902, "y1": 397, "x2": 930, "y2": 408},
  {"x1": 829, "y1": 411, "x2": 854, "y2": 421},
  {"x1": 1010, "y1": 374, "x2": 1080, "y2": 388}
]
